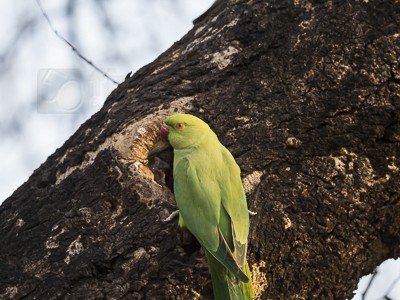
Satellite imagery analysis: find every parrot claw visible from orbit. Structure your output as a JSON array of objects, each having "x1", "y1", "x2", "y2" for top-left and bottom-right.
[
  {"x1": 163, "y1": 210, "x2": 180, "y2": 222},
  {"x1": 248, "y1": 210, "x2": 257, "y2": 216}
]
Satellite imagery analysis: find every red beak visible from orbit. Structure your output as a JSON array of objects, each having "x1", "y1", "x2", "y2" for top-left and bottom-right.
[{"x1": 160, "y1": 123, "x2": 169, "y2": 140}]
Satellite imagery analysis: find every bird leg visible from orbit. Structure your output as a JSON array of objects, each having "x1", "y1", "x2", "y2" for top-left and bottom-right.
[
  {"x1": 164, "y1": 209, "x2": 256, "y2": 221},
  {"x1": 163, "y1": 209, "x2": 180, "y2": 222}
]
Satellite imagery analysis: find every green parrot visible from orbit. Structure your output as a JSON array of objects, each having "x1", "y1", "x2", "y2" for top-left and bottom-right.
[{"x1": 160, "y1": 114, "x2": 254, "y2": 300}]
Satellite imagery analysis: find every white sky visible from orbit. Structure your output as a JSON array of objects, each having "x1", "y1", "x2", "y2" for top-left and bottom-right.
[
  {"x1": 0, "y1": 1, "x2": 398, "y2": 299},
  {"x1": 0, "y1": 0, "x2": 213, "y2": 201}
]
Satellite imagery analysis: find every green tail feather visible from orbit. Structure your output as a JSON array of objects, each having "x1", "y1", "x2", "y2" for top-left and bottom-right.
[{"x1": 205, "y1": 250, "x2": 254, "y2": 300}]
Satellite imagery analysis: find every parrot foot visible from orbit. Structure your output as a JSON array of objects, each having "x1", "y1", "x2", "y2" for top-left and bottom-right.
[
  {"x1": 248, "y1": 210, "x2": 257, "y2": 216},
  {"x1": 163, "y1": 210, "x2": 179, "y2": 222}
]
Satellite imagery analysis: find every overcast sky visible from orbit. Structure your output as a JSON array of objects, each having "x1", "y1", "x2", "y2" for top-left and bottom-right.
[
  {"x1": 0, "y1": 0, "x2": 213, "y2": 201},
  {"x1": 0, "y1": 1, "x2": 398, "y2": 299}
]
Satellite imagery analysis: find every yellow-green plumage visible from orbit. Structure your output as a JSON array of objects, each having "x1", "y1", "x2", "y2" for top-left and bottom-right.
[{"x1": 163, "y1": 114, "x2": 254, "y2": 300}]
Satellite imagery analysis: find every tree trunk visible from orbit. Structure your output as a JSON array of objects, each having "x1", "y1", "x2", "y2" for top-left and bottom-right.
[{"x1": 1, "y1": 0, "x2": 399, "y2": 299}]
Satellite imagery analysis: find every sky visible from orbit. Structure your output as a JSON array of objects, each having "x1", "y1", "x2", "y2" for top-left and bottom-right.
[
  {"x1": 0, "y1": 0, "x2": 214, "y2": 201},
  {"x1": 0, "y1": 1, "x2": 398, "y2": 299}
]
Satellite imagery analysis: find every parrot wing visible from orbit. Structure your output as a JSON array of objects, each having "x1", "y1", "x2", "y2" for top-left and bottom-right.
[
  {"x1": 174, "y1": 157, "x2": 249, "y2": 282},
  {"x1": 219, "y1": 146, "x2": 250, "y2": 269}
]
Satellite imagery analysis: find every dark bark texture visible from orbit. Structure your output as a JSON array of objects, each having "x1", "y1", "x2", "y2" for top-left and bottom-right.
[{"x1": 1, "y1": 0, "x2": 400, "y2": 299}]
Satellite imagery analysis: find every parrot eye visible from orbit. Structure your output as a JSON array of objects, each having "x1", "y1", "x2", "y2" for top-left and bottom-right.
[{"x1": 174, "y1": 123, "x2": 185, "y2": 131}]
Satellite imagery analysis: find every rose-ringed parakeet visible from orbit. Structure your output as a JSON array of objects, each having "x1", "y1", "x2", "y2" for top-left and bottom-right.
[{"x1": 160, "y1": 114, "x2": 254, "y2": 300}]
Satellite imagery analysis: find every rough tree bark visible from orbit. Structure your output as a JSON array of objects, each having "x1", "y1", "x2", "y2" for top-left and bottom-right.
[{"x1": 1, "y1": 0, "x2": 399, "y2": 299}]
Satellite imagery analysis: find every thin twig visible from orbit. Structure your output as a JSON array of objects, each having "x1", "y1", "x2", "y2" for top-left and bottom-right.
[
  {"x1": 35, "y1": 0, "x2": 120, "y2": 85},
  {"x1": 362, "y1": 269, "x2": 378, "y2": 300},
  {"x1": 382, "y1": 272, "x2": 400, "y2": 300}
]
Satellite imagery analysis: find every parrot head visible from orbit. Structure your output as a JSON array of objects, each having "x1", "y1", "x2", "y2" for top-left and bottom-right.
[{"x1": 160, "y1": 114, "x2": 210, "y2": 149}]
